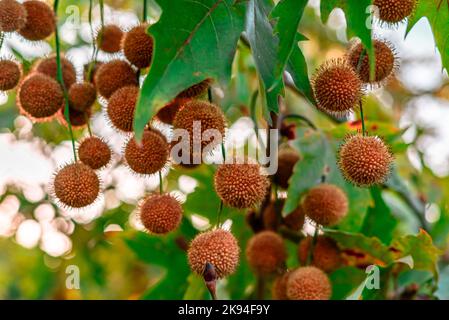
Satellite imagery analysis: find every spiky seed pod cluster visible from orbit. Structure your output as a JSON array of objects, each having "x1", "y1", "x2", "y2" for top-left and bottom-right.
[
  {"x1": 214, "y1": 161, "x2": 269, "y2": 209},
  {"x1": 348, "y1": 39, "x2": 397, "y2": 85},
  {"x1": 68, "y1": 82, "x2": 96, "y2": 112},
  {"x1": 303, "y1": 183, "x2": 348, "y2": 227},
  {"x1": 139, "y1": 193, "x2": 183, "y2": 234},
  {"x1": 123, "y1": 24, "x2": 153, "y2": 69},
  {"x1": 58, "y1": 106, "x2": 91, "y2": 129},
  {"x1": 177, "y1": 79, "x2": 212, "y2": 99},
  {"x1": 18, "y1": 0, "x2": 55, "y2": 41},
  {"x1": 0, "y1": 0, "x2": 27, "y2": 32},
  {"x1": 338, "y1": 134, "x2": 393, "y2": 187},
  {"x1": 246, "y1": 231, "x2": 287, "y2": 275},
  {"x1": 124, "y1": 128, "x2": 169, "y2": 175},
  {"x1": 272, "y1": 272, "x2": 291, "y2": 300},
  {"x1": 188, "y1": 229, "x2": 240, "y2": 279},
  {"x1": 273, "y1": 147, "x2": 300, "y2": 189},
  {"x1": 107, "y1": 85, "x2": 138, "y2": 132},
  {"x1": 374, "y1": 0, "x2": 416, "y2": 24},
  {"x1": 95, "y1": 60, "x2": 138, "y2": 98},
  {"x1": 312, "y1": 58, "x2": 363, "y2": 117},
  {"x1": 155, "y1": 98, "x2": 189, "y2": 125},
  {"x1": 262, "y1": 200, "x2": 305, "y2": 232},
  {"x1": 52, "y1": 162, "x2": 100, "y2": 209},
  {"x1": 78, "y1": 136, "x2": 111, "y2": 170},
  {"x1": 297, "y1": 236, "x2": 341, "y2": 273},
  {"x1": 97, "y1": 24, "x2": 123, "y2": 53},
  {"x1": 35, "y1": 56, "x2": 77, "y2": 90},
  {"x1": 17, "y1": 73, "x2": 63, "y2": 120},
  {"x1": 0, "y1": 59, "x2": 21, "y2": 91},
  {"x1": 286, "y1": 266, "x2": 332, "y2": 300}
]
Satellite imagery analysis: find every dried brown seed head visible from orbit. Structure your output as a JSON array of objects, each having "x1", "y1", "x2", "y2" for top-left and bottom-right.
[
  {"x1": 57, "y1": 106, "x2": 91, "y2": 129},
  {"x1": 139, "y1": 193, "x2": 183, "y2": 234},
  {"x1": 68, "y1": 82, "x2": 96, "y2": 112},
  {"x1": 176, "y1": 79, "x2": 212, "y2": 99},
  {"x1": 0, "y1": 59, "x2": 21, "y2": 91},
  {"x1": 155, "y1": 98, "x2": 189, "y2": 125},
  {"x1": 0, "y1": 0, "x2": 27, "y2": 32},
  {"x1": 298, "y1": 236, "x2": 341, "y2": 273},
  {"x1": 286, "y1": 266, "x2": 332, "y2": 300},
  {"x1": 273, "y1": 147, "x2": 300, "y2": 189},
  {"x1": 18, "y1": 0, "x2": 55, "y2": 41},
  {"x1": 122, "y1": 24, "x2": 153, "y2": 69},
  {"x1": 272, "y1": 271, "x2": 291, "y2": 300},
  {"x1": 374, "y1": 0, "x2": 416, "y2": 24},
  {"x1": 35, "y1": 56, "x2": 77, "y2": 89},
  {"x1": 78, "y1": 136, "x2": 112, "y2": 170},
  {"x1": 107, "y1": 85, "x2": 138, "y2": 132},
  {"x1": 97, "y1": 24, "x2": 123, "y2": 53},
  {"x1": 95, "y1": 60, "x2": 138, "y2": 98}
]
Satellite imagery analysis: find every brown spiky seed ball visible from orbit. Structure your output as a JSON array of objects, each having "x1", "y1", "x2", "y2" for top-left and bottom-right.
[
  {"x1": 214, "y1": 162, "x2": 269, "y2": 209},
  {"x1": 95, "y1": 60, "x2": 138, "y2": 98},
  {"x1": 298, "y1": 236, "x2": 341, "y2": 273},
  {"x1": 348, "y1": 39, "x2": 396, "y2": 84},
  {"x1": 124, "y1": 129, "x2": 169, "y2": 175},
  {"x1": 123, "y1": 24, "x2": 153, "y2": 69},
  {"x1": 53, "y1": 162, "x2": 100, "y2": 208},
  {"x1": 17, "y1": 73, "x2": 63, "y2": 119},
  {"x1": 286, "y1": 266, "x2": 332, "y2": 300},
  {"x1": 155, "y1": 98, "x2": 189, "y2": 125},
  {"x1": 58, "y1": 106, "x2": 91, "y2": 129},
  {"x1": 303, "y1": 183, "x2": 348, "y2": 226},
  {"x1": 0, "y1": 60, "x2": 21, "y2": 91},
  {"x1": 0, "y1": 0, "x2": 27, "y2": 32},
  {"x1": 139, "y1": 194, "x2": 183, "y2": 234},
  {"x1": 177, "y1": 79, "x2": 212, "y2": 99},
  {"x1": 274, "y1": 148, "x2": 300, "y2": 189},
  {"x1": 78, "y1": 136, "x2": 111, "y2": 170},
  {"x1": 246, "y1": 231, "x2": 287, "y2": 275},
  {"x1": 68, "y1": 82, "x2": 96, "y2": 112},
  {"x1": 107, "y1": 85, "x2": 138, "y2": 132},
  {"x1": 374, "y1": 0, "x2": 416, "y2": 24},
  {"x1": 262, "y1": 200, "x2": 305, "y2": 231},
  {"x1": 18, "y1": 0, "x2": 55, "y2": 41},
  {"x1": 272, "y1": 272, "x2": 291, "y2": 300},
  {"x1": 283, "y1": 204, "x2": 306, "y2": 231},
  {"x1": 338, "y1": 134, "x2": 393, "y2": 187},
  {"x1": 188, "y1": 229, "x2": 240, "y2": 278},
  {"x1": 312, "y1": 59, "x2": 363, "y2": 117},
  {"x1": 35, "y1": 56, "x2": 77, "y2": 89},
  {"x1": 97, "y1": 24, "x2": 123, "y2": 53}
]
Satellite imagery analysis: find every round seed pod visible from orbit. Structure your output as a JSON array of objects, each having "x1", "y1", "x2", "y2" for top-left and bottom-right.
[
  {"x1": 374, "y1": 0, "x2": 416, "y2": 24},
  {"x1": 35, "y1": 56, "x2": 77, "y2": 89},
  {"x1": 78, "y1": 136, "x2": 111, "y2": 170},
  {"x1": 176, "y1": 79, "x2": 212, "y2": 99},
  {"x1": 338, "y1": 134, "x2": 393, "y2": 187},
  {"x1": 17, "y1": 73, "x2": 63, "y2": 120},
  {"x1": 297, "y1": 236, "x2": 341, "y2": 273},
  {"x1": 124, "y1": 128, "x2": 170, "y2": 175},
  {"x1": 262, "y1": 199, "x2": 305, "y2": 232},
  {"x1": 0, "y1": 59, "x2": 21, "y2": 91},
  {"x1": 246, "y1": 231, "x2": 287, "y2": 275},
  {"x1": 122, "y1": 24, "x2": 153, "y2": 69},
  {"x1": 139, "y1": 193, "x2": 183, "y2": 234},
  {"x1": 214, "y1": 161, "x2": 269, "y2": 209},
  {"x1": 348, "y1": 39, "x2": 396, "y2": 85},
  {"x1": 18, "y1": 0, "x2": 55, "y2": 41},
  {"x1": 188, "y1": 229, "x2": 240, "y2": 278},
  {"x1": 155, "y1": 98, "x2": 189, "y2": 125},
  {"x1": 286, "y1": 266, "x2": 332, "y2": 300},
  {"x1": 303, "y1": 183, "x2": 348, "y2": 227},
  {"x1": 52, "y1": 162, "x2": 100, "y2": 209},
  {"x1": 0, "y1": 0, "x2": 27, "y2": 33},
  {"x1": 94, "y1": 60, "x2": 138, "y2": 98},
  {"x1": 57, "y1": 106, "x2": 91, "y2": 129},
  {"x1": 97, "y1": 24, "x2": 123, "y2": 53},
  {"x1": 311, "y1": 58, "x2": 363, "y2": 117},
  {"x1": 272, "y1": 272, "x2": 291, "y2": 300},
  {"x1": 283, "y1": 204, "x2": 305, "y2": 231},
  {"x1": 273, "y1": 147, "x2": 300, "y2": 189},
  {"x1": 68, "y1": 82, "x2": 96, "y2": 112},
  {"x1": 106, "y1": 85, "x2": 138, "y2": 132}
]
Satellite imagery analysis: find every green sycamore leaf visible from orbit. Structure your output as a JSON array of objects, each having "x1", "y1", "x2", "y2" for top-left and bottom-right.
[
  {"x1": 134, "y1": 0, "x2": 246, "y2": 139},
  {"x1": 407, "y1": 0, "x2": 449, "y2": 73}
]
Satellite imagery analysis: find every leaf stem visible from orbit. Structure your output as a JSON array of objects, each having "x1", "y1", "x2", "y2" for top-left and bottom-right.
[
  {"x1": 216, "y1": 200, "x2": 223, "y2": 228},
  {"x1": 86, "y1": 0, "x2": 96, "y2": 81},
  {"x1": 0, "y1": 32, "x2": 4, "y2": 51},
  {"x1": 359, "y1": 101, "x2": 366, "y2": 136},
  {"x1": 306, "y1": 225, "x2": 319, "y2": 265},
  {"x1": 159, "y1": 170, "x2": 163, "y2": 194},
  {"x1": 143, "y1": 0, "x2": 148, "y2": 22}
]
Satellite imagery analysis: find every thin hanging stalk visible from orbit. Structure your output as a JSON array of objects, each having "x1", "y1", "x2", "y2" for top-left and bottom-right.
[
  {"x1": 143, "y1": 0, "x2": 148, "y2": 22},
  {"x1": 86, "y1": 0, "x2": 97, "y2": 80}
]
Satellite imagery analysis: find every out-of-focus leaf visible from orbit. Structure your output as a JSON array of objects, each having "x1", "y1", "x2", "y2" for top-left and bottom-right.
[
  {"x1": 431, "y1": 202, "x2": 449, "y2": 247},
  {"x1": 183, "y1": 274, "x2": 208, "y2": 300},
  {"x1": 330, "y1": 266, "x2": 366, "y2": 300},
  {"x1": 435, "y1": 266, "x2": 449, "y2": 300}
]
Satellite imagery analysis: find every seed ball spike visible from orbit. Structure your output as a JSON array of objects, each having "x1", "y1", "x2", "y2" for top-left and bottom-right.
[
  {"x1": 273, "y1": 147, "x2": 300, "y2": 189},
  {"x1": 348, "y1": 39, "x2": 397, "y2": 85},
  {"x1": 97, "y1": 24, "x2": 123, "y2": 53},
  {"x1": 188, "y1": 229, "x2": 240, "y2": 279},
  {"x1": 272, "y1": 272, "x2": 291, "y2": 300},
  {"x1": 124, "y1": 128, "x2": 170, "y2": 175},
  {"x1": 107, "y1": 85, "x2": 138, "y2": 132},
  {"x1": 0, "y1": 0, "x2": 27, "y2": 33},
  {"x1": 214, "y1": 161, "x2": 269, "y2": 209},
  {"x1": 68, "y1": 82, "x2": 97, "y2": 112},
  {"x1": 176, "y1": 79, "x2": 213, "y2": 99},
  {"x1": 286, "y1": 266, "x2": 332, "y2": 300},
  {"x1": 35, "y1": 56, "x2": 77, "y2": 89},
  {"x1": 18, "y1": 0, "x2": 55, "y2": 41},
  {"x1": 94, "y1": 60, "x2": 138, "y2": 99},
  {"x1": 52, "y1": 162, "x2": 100, "y2": 209},
  {"x1": 17, "y1": 73, "x2": 63, "y2": 120},
  {"x1": 311, "y1": 58, "x2": 363, "y2": 117},
  {"x1": 139, "y1": 193, "x2": 183, "y2": 235},
  {"x1": 78, "y1": 136, "x2": 112, "y2": 170},
  {"x1": 122, "y1": 24, "x2": 153, "y2": 69},
  {"x1": 298, "y1": 236, "x2": 341, "y2": 273},
  {"x1": 246, "y1": 231, "x2": 287, "y2": 275},
  {"x1": 303, "y1": 183, "x2": 348, "y2": 227},
  {"x1": 338, "y1": 134, "x2": 393, "y2": 187},
  {"x1": 374, "y1": 0, "x2": 416, "y2": 24},
  {"x1": 0, "y1": 59, "x2": 21, "y2": 91}
]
